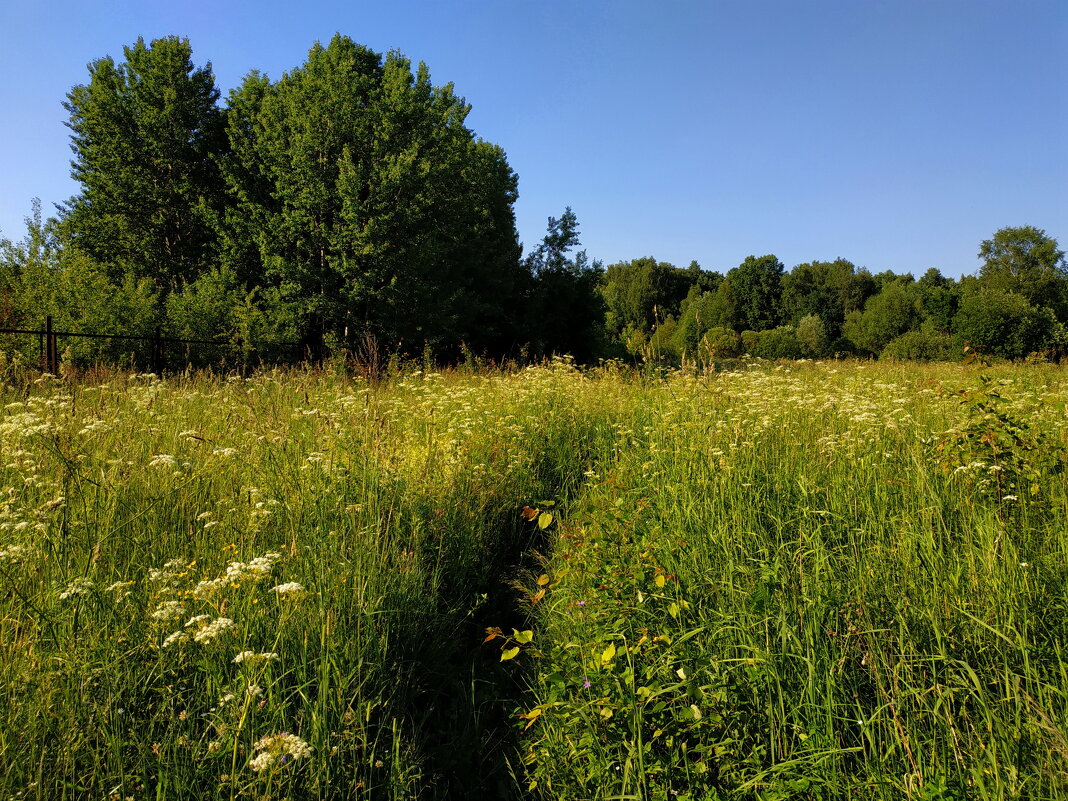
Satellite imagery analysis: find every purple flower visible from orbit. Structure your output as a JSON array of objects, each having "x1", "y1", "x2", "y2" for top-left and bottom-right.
[
  {"x1": 582, "y1": 677, "x2": 591, "y2": 689},
  {"x1": 576, "y1": 600, "x2": 585, "y2": 607}
]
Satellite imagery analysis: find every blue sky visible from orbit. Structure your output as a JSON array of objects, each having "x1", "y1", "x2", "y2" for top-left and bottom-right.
[{"x1": 1, "y1": 0, "x2": 1064, "y2": 278}]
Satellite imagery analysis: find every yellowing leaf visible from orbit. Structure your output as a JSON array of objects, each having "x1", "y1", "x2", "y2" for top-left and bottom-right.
[
  {"x1": 537, "y1": 512, "x2": 554, "y2": 530},
  {"x1": 483, "y1": 626, "x2": 502, "y2": 643},
  {"x1": 690, "y1": 704, "x2": 702, "y2": 721},
  {"x1": 514, "y1": 629, "x2": 534, "y2": 644},
  {"x1": 654, "y1": 573, "x2": 666, "y2": 588},
  {"x1": 500, "y1": 647, "x2": 520, "y2": 661},
  {"x1": 600, "y1": 643, "x2": 616, "y2": 665},
  {"x1": 668, "y1": 602, "x2": 680, "y2": 619},
  {"x1": 520, "y1": 707, "x2": 543, "y2": 729},
  {"x1": 531, "y1": 588, "x2": 546, "y2": 605},
  {"x1": 537, "y1": 573, "x2": 550, "y2": 586}
]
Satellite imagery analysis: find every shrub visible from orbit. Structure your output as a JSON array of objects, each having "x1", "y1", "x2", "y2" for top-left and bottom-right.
[{"x1": 881, "y1": 322, "x2": 958, "y2": 361}]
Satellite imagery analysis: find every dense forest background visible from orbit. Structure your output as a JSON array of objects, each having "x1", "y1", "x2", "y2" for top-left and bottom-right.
[{"x1": 1, "y1": 35, "x2": 1065, "y2": 368}]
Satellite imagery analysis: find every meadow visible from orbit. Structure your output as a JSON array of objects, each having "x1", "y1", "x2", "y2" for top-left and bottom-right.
[{"x1": 0, "y1": 354, "x2": 1064, "y2": 800}]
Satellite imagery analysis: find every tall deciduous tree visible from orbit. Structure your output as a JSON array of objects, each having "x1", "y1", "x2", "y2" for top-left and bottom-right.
[
  {"x1": 978, "y1": 226, "x2": 1067, "y2": 321},
  {"x1": 60, "y1": 36, "x2": 226, "y2": 291},
  {"x1": 523, "y1": 208, "x2": 605, "y2": 361},
  {"x1": 721, "y1": 254, "x2": 785, "y2": 332},
  {"x1": 218, "y1": 36, "x2": 523, "y2": 355}
]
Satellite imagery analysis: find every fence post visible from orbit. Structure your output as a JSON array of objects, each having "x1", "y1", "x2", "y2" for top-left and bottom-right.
[
  {"x1": 153, "y1": 327, "x2": 164, "y2": 374},
  {"x1": 45, "y1": 316, "x2": 58, "y2": 375}
]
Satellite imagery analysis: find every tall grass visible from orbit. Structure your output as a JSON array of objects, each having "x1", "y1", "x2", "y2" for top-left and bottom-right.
[
  {"x1": 523, "y1": 362, "x2": 1068, "y2": 800},
  {"x1": 0, "y1": 357, "x2": 1065, "y2": 799}
]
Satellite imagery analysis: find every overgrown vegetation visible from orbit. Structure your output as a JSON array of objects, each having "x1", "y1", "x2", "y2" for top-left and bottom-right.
[{"x1": 0, "y1": 358, "x2": 1065, "y2": 799}]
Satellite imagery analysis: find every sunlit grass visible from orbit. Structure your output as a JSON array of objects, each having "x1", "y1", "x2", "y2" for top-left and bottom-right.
[{"x1": 0, "y1": 357, "x2": 1065, "y2": 799}]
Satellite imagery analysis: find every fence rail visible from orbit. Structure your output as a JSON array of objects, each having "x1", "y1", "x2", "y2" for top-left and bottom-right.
[{"x1": 0, "y1": 316, "x2": 270, "y2": 374}]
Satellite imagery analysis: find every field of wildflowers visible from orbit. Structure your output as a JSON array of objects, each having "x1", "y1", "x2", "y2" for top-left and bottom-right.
[{"x1": 0, "y1": 355, "x2": 1065, "y2": 799}]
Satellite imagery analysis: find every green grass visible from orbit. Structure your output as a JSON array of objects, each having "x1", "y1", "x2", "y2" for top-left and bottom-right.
[{"x1": 0, "y1": 357, "x2": 1065, "y2": 799}]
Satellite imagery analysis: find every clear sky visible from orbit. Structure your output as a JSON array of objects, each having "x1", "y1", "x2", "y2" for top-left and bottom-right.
[{"x1": 1, "y1": 0, "x2": 1064, "y2": 278}]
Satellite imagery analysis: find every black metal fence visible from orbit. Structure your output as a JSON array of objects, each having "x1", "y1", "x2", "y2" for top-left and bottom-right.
[{"x1": 0, "y1": 316, "x2": 295, "y2": 373}]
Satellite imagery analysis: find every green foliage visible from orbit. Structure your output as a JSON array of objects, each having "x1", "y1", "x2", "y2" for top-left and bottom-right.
[
  {"x1": 219, "y1": 35, "x2": 525, "y2": 356},
  {"x1": 795, "y1": 314, "x2": 829, "y2": 357},
  {"x1": 600, "y1": 257, "x2": 697, "y2": 340},
  {"x1": 721, "y1": 254, "x2": 786, "y2": 332},
  {"x1": 978, "y1": 226, "x2": 1067, "y2": 321},
  {"x1": 953, "y1": 287, "x2": 1056, "y2": 360},
  {"x1": 780, "y1": 258, "x2": 873, "y2": 338},
  {"x1": 881, "y1": 321, "x2": 958, "y2": 361},
  {"x1": 746, "y1": 325, "x2": 804, "y2": 359},
  {"x1": 524, "y1": 209, "x2": 606, "y2": 361},
  {"x1": 699, "y1": 326, "x2": 743, "y2": 360},
  {"x1": 842, "y1": 279, "x2": 922, "y2": 355},
  {"x1": 59, "y1": 36, "x2": 226, "y2": 291},
  {"x1": 916, "y1": 268, "x2": 959, "y2": 331}
]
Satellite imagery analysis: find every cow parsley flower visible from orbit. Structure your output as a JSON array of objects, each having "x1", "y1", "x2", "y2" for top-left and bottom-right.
[
  {"x1": 59, "y1": 577, "x2": 94, "y2": 600},
  {"x1": 271, "y1": 582, "x2": 306, "y2": 599},
  {"x1": 233, "y1": 650, "x2": 279, "y2": 666},
  {"x1": 192, "y1": 617, "x2": 235, "y2": 644},
  {"x1": 163, "y1": 631, "x2": 189, "y2": 648},
  {"x1": 249, "y1": 732, "x2": 313, "y2": 772}
]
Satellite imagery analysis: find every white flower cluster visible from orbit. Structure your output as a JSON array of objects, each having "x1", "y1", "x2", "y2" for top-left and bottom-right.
[
  {"x1": 150, "y1": 600, "x2": 187, "y2": 621},
  {"x1": 0, "y1": 543, "x2": 35, "y2": 564},
  {"x1": 248, "y1": 732, "x2": 313, "y2": 772},
  {"x1": 148, "y1": 558, "x2": 187, "y2": 583},
  {"x1": 59, "y1": 577, "x2": 94, "y2": 600},
  {"x1": 191, "y1": 551, "x2": 283, "y2": 598},
  {"x1": 192, "y1": 617, "x2": 235, "y2": 644},
  {"x1": 225, "y1": 552, "x2": 283, "y2": 582},
  {"x1": 163, "y1": 615, "x2": 236, "y2": 648},
  {"x1": 233, "y1": 650, "x2": 279, "y2": 666},
  {"x1": 271, "y1": 582, "x2": 306, "y2": 599}
]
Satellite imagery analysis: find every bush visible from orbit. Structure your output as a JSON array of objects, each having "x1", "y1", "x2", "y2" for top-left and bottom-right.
[
  {"x1": 699, "y1": 326, "x2": 742, "y2": 361},
  {"x1": 796, "y1": 314, "x2": 829, "y2": 357},
  {"x1": 953, "y1": 288, "x2": 1056, "y2": 360},
  {"x1": 882, "y1": 323, "x2": 958, "y2": 361},
  {"x1": 748, "y1": 326, "x2": 804, "y2": 359}
]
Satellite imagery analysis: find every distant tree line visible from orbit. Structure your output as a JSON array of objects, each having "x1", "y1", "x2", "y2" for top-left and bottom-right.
[
  {"x1": 0, "y1": 35, "x2": 1064, "y2": 368},
  {"x1": 602, "y1": 223, "x2": 1067, "y2": 364}
]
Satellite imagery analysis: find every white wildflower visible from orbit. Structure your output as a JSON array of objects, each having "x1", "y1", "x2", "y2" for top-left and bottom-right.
[
  {"x1": 271, "y1": 582, "x2": 306, "y2": 599},
  {"x1": 192, "y1": 577, "x2": 228, "y2": 599},
  {"x1": 0, "y1": 543, "x2": 34, "y2": 564},
  {"x1": 192, "y1": 617, "x2": 235, "y2": 644},
  {"x1": 249, "y1": 732, "x2": 313, "y2": 772},
  {"x1": 148, "y1": 454, "x2": 177, "y2": 468},
  {"x1": 59, "y1": 577, "x2": 94, "y2": 600},
  {"x1": 233, "y1": 650, "x2": 279, "y2": 666},
  {"x1": 150, "y1": 601, "x2": 187, "y2": 622},
  {"x1": 162, "y1": 631, "x2": 189, "y2": 648}
]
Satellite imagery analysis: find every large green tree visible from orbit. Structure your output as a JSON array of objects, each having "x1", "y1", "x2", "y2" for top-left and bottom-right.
[
  {"x1": 780, "y1": 258, "x2": 874, "y2": 338},
  {"x1": 600, "y1": 257, "x2": 694, "y2": 340},
  {"x1": 523, "y1": 208, "x2": 605, "y2": 361},
  {"x1": 60, "y1": 36, "x2": 227, "y2": 291},
  {"x1": 218, "y1": 35, "x2": 523, "y2": 355},
  {"x1": 721, "y1": 254, "x2": 785, "y2": 332},
  {"x1": 977, "y1": 226, "x2": 1067, "y2": 321}
]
